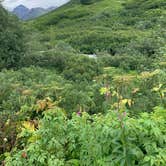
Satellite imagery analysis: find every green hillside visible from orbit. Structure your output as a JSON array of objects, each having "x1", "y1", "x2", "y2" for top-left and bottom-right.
[
  {"x1": 0, "y1": 0, "x2": 166, "y2": 165},
  {"x1": 29, "y1": 0, "x2": 166, "y2": 56}
]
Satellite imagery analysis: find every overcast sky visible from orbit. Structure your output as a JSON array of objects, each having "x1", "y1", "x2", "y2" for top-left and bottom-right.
[{"x1": 2, "y1": 0, "x2": 70, "y2": 10}]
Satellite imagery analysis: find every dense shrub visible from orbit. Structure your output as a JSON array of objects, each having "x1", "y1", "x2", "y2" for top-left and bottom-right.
[
  {"x1": 22, "y1": 42, "x2": 102, "y2": 82},
  {"x1": 80, "y1": 0, "x2": 99, "y2": 5},
  {"x1": 62, "y1": 55, "x2": 102, "y2": 82},
  {"x1": 31, "y1": 0, "x2": 166, "y2": 60},
  {"x1": 0, "y1": 5, "x2": 25, "y2": 70},
  {"x1": 5, "y1": 107, "x2": 166, "y2": 166},
  {"x1": 0, "y1": 66, "x2": 103, "y2": 118},
  {"x1": 0, "y1": 111, "x2": 20, "y2": 162},
  {"x1": 0, "y1": 0, "x2": 166, "y2": 164},
  {"x1": 99, "y1": 68, "x2": 166, "y2": 114},
  {"x1": 100, "y1": 55, "x2": 154, "y2": 71}
]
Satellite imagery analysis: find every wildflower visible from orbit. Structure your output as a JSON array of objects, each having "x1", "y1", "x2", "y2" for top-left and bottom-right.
[{"x1": 77, "y1": 111, "x2": 81, "y2": 116}]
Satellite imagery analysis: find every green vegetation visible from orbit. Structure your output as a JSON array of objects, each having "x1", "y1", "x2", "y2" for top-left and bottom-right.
[
  {"x1": 0, "y1": 5, "x2": 25, "y2": 70},
  {"x1": 0, "y1": 0, "x2": 166, "y2": 165},
  {"x1": 80, "y1": 0, "x2": 100, "y2": 5},
  {"x1": 30, "y1": 0, "x2": 165, "y2": 56},
  {"x1": 5, "y1": 107, "x2": 166, "y2": 165}
]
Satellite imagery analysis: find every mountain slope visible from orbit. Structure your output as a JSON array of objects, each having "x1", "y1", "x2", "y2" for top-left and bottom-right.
[
  {"x1": 12, "y1": 5, "x2": 57, "y2": 20},
  {"x1": 29, "y1": 0, "x2": 166, "y2": 56},
  {"x1": 13, "y1": 5, "x2": 29, "y2": 19}
]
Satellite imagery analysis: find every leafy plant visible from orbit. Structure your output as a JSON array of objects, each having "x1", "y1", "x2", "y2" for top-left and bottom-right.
[{"x1": 5, "y1": 107, "x2": 166, "y2": 166}]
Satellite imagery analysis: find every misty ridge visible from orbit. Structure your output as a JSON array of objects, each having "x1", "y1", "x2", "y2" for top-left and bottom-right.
[{"x1": 12, "y1": 4, "x2": 57, "y2": 20}]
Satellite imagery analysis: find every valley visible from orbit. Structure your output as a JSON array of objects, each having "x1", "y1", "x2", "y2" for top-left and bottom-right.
[{"x1": 0, "y1": 0, "x2": 166, "y2": 165}]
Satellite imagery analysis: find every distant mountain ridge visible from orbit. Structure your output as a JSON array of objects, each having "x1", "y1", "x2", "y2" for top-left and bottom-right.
[{"x1": 12, "y1": 5, "x2": 57, "y2": 20}]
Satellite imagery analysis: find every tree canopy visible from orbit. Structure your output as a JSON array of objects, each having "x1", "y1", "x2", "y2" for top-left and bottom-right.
[{"x1": 0, "y1": 4, "x2": 25, "y2": 70}]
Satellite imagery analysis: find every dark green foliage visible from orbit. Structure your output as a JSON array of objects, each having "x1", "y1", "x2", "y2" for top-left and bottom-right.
[
  {"x1": 0, "y1": 5, "x2": 25, "y2": 70},
  {"x1": 22, "y1": 52, "x2": 102, "y2": 82},
  {"x1": 80, "y1": 0, "x2": 99, "y2": 5},
  {"x1": 0, "y1": 111, "x2": 20, "y2": 161},
  {"x1": 62, "y1": 56, "x2": 102, "y2": 82},
  {"x1": 100, "y1": 55, "x2": 154, "y2": 71}
]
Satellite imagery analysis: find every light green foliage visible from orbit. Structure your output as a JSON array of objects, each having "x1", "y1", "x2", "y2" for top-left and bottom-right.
[
  {"x1": 0, "y1": 66, "x2": 103, "y2": 116},
  {"x1": 5, "y1": 107, "x2": 166, "y2": 166},
  {"x1": 99, "y1": 68, "x2": 166, "y2": 114},
  {"x1": 0, "y1": 67, "x2": 65, "y2": 114}
]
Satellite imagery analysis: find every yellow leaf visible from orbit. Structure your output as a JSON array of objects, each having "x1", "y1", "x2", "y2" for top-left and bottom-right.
[
  {"x1": 22, "y1": 121, "x2": 35, "y2": 132},
  {"x1": 36, "y1": 100, "x2": 47, "y2": 112},
  {"x1": 100, "y1": 87, "x2": 108, "y2": 95},
  {"x1": 152, "y1": 87, "x2": 160, "y2": 92},
  {"x1": 127, "y1": 99, "x2": 132, "y2": 107},
  {"x1": 36, "y1": 97, "x2": 55, "y2": 112},
  {"x1": 121, "y1": 99, "x2": 128, "y2": 105},
  {"x1": 161, "y1": 92, "x2": 165, "y2": 98}
]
